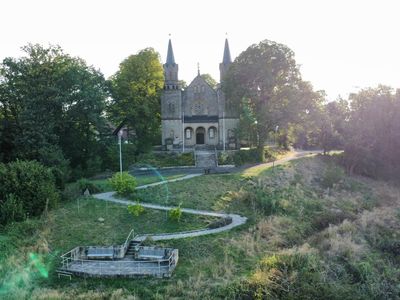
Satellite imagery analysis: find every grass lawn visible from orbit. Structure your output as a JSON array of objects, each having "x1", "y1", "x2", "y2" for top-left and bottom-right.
[
  {"x1": 1, "y1": 155, "x2": 400, "y2": 299},
  {"x1": 48, "y1": 197, "x2": 218, "y2": 253}
]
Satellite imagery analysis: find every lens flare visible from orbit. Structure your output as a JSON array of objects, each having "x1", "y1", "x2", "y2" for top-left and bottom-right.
[{"x1": 29, "y1": 252, "x2": 49, "y2": 278}]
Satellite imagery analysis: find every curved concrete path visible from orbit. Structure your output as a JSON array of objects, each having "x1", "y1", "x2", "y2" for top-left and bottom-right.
[
  {"x1": 93, "y1": 150, "x2": 321, "y2": 241},
  {"x1": 94, "y1": 191, "x2": 247, "y2": 241}
]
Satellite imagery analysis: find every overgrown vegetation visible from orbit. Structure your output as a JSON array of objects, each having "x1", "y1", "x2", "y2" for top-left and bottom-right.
[
  {"x1": 2, "y1": 155, "x2": 400, "y2": 299},
  {"x1": 0, "y1": 160, "x2": 59, "y2": 225}
]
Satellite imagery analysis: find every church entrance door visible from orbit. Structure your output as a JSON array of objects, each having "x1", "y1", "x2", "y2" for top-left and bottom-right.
[{"x1": 196, "y1": 127, "x2": 205, "y2": 144}]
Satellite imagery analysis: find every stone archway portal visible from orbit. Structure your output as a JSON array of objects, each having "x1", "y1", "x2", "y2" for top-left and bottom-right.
[{"x1": 196, "y1": 127, "x2": 205, "y2": 144}]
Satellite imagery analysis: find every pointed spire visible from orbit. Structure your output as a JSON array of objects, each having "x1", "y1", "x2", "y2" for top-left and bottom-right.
[
  {"x1": 222, "y1": 38, "x2": 232, "y2": 64},
  {"x1": 197, "y1": 62, "x2": 200, "y2": 76},
  {"x1": 166, "y1": 38, "x2": 175, "y2": 65}
]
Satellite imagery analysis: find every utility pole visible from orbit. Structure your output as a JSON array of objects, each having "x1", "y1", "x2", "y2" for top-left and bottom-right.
[{"x1": 118, "y1": 130, "x2": 123, "y2": 175}]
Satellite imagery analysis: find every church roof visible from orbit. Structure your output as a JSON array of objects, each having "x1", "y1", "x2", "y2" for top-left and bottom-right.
[
  {"x1": 222, "y1": 38, "x2": 232, "y2": 64},
  {"x1": 166, "y1": 39, "x2": 176, "y2": 65}
]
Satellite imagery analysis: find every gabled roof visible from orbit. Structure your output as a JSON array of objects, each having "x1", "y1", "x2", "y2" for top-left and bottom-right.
[{"x1": 187, "y1": 74, "x2": 216, "y2": 93}]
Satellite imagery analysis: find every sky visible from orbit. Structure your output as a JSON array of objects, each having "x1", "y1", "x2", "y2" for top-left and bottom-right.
[{"x1": 1, "y1": 0, "x2": 399, "y2": 101}]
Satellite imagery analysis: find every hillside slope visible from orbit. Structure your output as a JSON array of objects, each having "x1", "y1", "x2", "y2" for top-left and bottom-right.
[{"x1": 1, "y1": 155, "x2": 399, "y2": 299}]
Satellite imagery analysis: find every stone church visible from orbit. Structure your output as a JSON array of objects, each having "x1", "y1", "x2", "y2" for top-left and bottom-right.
[{"x1": 161, "y1": 39, "x2": 239, "y2": 150}]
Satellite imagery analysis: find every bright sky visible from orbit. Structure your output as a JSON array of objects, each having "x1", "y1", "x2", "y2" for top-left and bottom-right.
[{"x1": 1, "y1": 0, "x2": 399, "y2": 100}]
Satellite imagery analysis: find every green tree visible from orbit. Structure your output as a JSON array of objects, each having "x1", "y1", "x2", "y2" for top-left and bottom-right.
[
  {"x1": 0, "y1": 44, "x2": 110, "y2": 179},
  {"x1": 224, "y1": 40, "x2": 321, "y2": 154},
  {"x1": 108, "y1": 48, "x2": 164, "y2": 154},
  {"x1": 201, "y1": 73, "x2": 217, "y2": 89},
  {"x1": 343, "y1": 85, "x2": 400, "y2": 179}
]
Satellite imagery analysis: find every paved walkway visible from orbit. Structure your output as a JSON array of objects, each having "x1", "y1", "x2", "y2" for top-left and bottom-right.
[
  {"x1": 93, "y1": 150, "x2": 321, "y2": 241},
  {"x1": 94, "y1": 191, "x2": 247, "y2": 241},
  {"x1": 136, "y1": 174, "x2": 202, "y2": 190}
]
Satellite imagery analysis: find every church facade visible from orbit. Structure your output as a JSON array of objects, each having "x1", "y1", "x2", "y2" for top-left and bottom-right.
[{"x1": 161, "y1": 39, "x2": 239, "y2": 150}]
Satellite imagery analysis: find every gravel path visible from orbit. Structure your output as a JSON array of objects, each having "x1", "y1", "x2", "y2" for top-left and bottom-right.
[{"x1": 93, "y1": 150, "x2": 320, "y2": 241}]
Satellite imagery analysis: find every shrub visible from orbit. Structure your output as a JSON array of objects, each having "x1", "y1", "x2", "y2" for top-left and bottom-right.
[
  {"x1": 321, "y1": 164, "x2": 345, "y2": 188},
  {"x1": 0, "y1": 160, "x2": 59, "y2": 225},
  {"x1": 218, "y1": 152, "x2": 235, "y2": 165},
  {"x1": 77, "y1": 178, "x2": 102, "y2": 194},
  {"x1": 169, "y1": 204, "x2": 182, "y2": 222},
  {"x1": 0, "y1": 194, "x2": 25, "y2": 224},
  {"x1": 61, "y1": 182, "x2": 82, "y2": 202},
  {"x1": 109, "y1": 172, "x2": 137, "y2": 196},
  {"x1": 134, "y1": 152, "x2": 194, "y2": 168},
  {"x1": 127, "y1": 203, "x2": 145, "y2": 217},
  {"x1": 233, "y1": 148, "x2": 263, "y2": 166}
]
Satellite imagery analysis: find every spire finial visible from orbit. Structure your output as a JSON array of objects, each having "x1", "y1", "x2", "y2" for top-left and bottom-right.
[{"x1": 197, "y1": 62, "x2": 200, "y2": 76}]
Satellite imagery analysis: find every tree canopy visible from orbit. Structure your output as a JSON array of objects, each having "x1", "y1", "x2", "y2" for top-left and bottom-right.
[
  {"x1": 201, "y1": 73, "x2": 217, "y2": 89},
  {"x1": 108, "y1": 48, "x2": 164, "y2": 153},
  {"x1": 0, "y1": 44, "x2": 110, "y2": 179},
  {"x1": 342, "y1": 85, "x2": 400, "y2": 179},
  {"x1": 223, "y1": 39, "x2": 322, "y2": 151}
]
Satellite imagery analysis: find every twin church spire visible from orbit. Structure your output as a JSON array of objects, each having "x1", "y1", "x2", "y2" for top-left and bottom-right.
[{"x1": 163, "y1": 37, "x2": 232, "y2": 89}]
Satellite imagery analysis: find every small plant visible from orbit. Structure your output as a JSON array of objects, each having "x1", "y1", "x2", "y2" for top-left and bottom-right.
[
  {"x1": 127, "y1": 202, "x2": 145, "y2": 217},
  {"x1": 169, "y1": 204, "x2": 182, "y2": 222},
  {"x1": 109, "y1": 172, "x2": 137, "y2": 196}
]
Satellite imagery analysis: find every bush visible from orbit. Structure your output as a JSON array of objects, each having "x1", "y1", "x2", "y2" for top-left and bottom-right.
[
  {"x1": 127, "y1": 203, "x2": 145, "y2": 217},
  {"x1": 169, "y1": 204, "x2": 182, "y2": 222},
  {"x1": 218, "y1": 151, "x2": 235, "y2": 165},
  {"x1": 77, "y1": 178, "x2": 102, "y2": 194},
  {"x1": 0, "y1": 160, "x2": 59, "y2": 225},
  {"x1": 321, "y1": 164, "x2": 345, "y2": 188},
  {"x1": 134, "y1": 152, "x2": 194, "y2": 168},
  {"x1": 0, "y1": 194, "x2": 25, "y2": 224},
  {"x1": 109, "y1": 172, "x2": 137, "y2": 196},
  {"x1": 233, "y1": 148, "x2": 263, "y2": 166}
]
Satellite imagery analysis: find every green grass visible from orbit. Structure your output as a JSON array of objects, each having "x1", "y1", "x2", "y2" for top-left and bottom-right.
[
  {"x1": 48, "y1": 198, "x2": 217, "y2": 252},
  {"x1": 88, "y1": 173, "x2": 186, "y2": 193},
  {"x1": 135, "y1": 173, "x2": 244, "y2": 211},
  {"x1": 1, "y1": 155, "x2": 400, "y2": 299}
]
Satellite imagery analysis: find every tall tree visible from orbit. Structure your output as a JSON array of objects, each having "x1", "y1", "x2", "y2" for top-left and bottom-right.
[
  {"x1": 223, "y1": 40, "x2": 321, "y2": 152},
  {"x1": 0, "y1": 44, "x2": 109, "y2": 179},
  {"x1": 343, "y1": 85, "x2": 400, "y2": 179},
  {"x1": 108, "y1": 48, "x2": 164, "y2": 153}
]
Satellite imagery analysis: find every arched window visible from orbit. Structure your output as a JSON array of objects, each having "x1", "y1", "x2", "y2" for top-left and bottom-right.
[{"x1": 185, "y1": 127, "x2": 193, "y2": 139}]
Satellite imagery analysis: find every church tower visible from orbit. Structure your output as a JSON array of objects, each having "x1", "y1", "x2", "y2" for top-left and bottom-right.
[
  {"x1": 219, "y1": 38, "x2": 232, "y2": 82},
  {"x1": 218, "y1": 38, "x2": 238, "y2": 149},
  {"x1": 161, "y1": 39, "x2": 183, "y2": 148}
]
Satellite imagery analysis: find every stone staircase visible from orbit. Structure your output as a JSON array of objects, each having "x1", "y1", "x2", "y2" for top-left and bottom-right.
[{"x1": 125, "y1": 240, "x2": 141, "y2": 257}]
